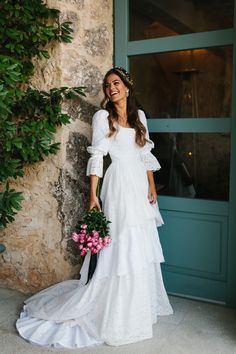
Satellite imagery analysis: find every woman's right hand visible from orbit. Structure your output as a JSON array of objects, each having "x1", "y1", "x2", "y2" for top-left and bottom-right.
[{"x1": 89, "y1": 196, "x2": 101, "y2": 211}]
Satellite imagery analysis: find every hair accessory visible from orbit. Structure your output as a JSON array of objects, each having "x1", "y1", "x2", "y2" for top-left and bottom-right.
[{"x1": 114, "y1": 67, "x2": 134, "y2": 86}]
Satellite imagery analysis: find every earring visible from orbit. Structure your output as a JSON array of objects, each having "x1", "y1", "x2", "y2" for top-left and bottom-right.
[{"x1": 126, "y1": 90, "x2": 129, "y2": 97}]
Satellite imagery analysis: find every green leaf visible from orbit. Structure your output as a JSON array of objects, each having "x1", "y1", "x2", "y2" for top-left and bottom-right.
[
  {"x1": 0, "y1": 185, "x2": 24, "y2": 228},
  {"x1": 40, "y1": 50, "x2": 50, "y2": 59}
]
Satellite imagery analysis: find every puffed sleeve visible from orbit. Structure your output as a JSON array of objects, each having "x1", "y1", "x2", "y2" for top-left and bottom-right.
[
  {"x1": 86, "y1": 110, "x2": 110, "y2": 177},
  {"x1": 139, "y1": 110, "x2": 161, "y2": 172}
]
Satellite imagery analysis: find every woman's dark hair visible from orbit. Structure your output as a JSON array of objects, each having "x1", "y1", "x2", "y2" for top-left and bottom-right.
[{"x1": 101, "y1": 67, "x2": 147, "y2": 147}]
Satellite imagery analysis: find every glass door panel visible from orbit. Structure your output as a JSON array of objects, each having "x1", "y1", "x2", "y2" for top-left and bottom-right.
[
  {"x1": 129, "y1": 46, "x2": 233, "y2": 118},
  {"x1": 150, "y1": 132, "x2": 230, "y2": 201},
  {"x1": 129, "y1": 0, "x2": 234, "y2": 41}
]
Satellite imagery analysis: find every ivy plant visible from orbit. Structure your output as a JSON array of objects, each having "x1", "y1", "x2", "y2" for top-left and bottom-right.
[{"x1": 0, "y1": 0, "x2": 85, "y2": 235}]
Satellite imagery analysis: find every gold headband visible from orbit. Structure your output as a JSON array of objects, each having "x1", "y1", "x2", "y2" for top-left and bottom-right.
[{"x1": 114, "y1": 67, "x2": 134, "y2": 86}]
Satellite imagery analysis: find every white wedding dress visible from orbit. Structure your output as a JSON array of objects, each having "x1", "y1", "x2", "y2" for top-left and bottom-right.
[{"x1": 16, "y1": 109, "x2": 173, "y2": 348}]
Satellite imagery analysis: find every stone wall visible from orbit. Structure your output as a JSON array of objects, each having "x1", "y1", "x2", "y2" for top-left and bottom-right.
[{"x1": 0, "y1": 0, "x2": 113, "y2": 294}]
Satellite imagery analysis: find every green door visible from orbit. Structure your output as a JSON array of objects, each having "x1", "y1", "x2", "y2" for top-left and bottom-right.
[{"x1": 115, "y1": 0, "x2": 236, "y2": 306}]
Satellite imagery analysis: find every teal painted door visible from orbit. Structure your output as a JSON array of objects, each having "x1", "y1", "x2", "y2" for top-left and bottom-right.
[{"x1": 114, "y1": 0, "x2": 236, "y2": 306}]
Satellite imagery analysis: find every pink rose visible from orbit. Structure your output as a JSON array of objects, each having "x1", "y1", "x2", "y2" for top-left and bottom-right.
[
  {"x1": 103, "y1": 236, "x2": 111, "y2": 247},
  {"x1": 92, "y1": 231, "x2": 99, "y2": 237},
  {"x1": 72, "y1": 233, "x2": 79, "y2": 242},
  {"x1": 81, "y1": 224, "x2": 87, "y2": 229}
]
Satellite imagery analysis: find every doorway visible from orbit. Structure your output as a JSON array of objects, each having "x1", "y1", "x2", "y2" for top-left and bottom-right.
[{"x1": 115, "y1": 0, "x2": 236, "y2": 306}]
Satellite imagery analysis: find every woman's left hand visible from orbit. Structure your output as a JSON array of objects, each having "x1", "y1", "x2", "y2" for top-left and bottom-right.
[{"x1": 148, "y1": 184, "x2": 157, "y2": 204}]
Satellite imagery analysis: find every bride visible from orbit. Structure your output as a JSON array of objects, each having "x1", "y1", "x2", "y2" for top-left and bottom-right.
[{"x1": 16, "y1": 67, "x2": 173, "y2": 348}]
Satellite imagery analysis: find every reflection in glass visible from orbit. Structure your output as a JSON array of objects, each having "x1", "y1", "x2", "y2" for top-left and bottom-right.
[
  {"x1": 129, "y1": 47, "x2": 232, "y2": 118},
  {"x1": 129, "y1": 0, "x2": 234, "y2": 41},
  {"x1": 150, "y1": 132, "x2": 230, "y2": 201}
]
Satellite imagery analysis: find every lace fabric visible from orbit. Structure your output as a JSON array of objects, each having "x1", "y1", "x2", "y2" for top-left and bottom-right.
[
  {"x1": 86, "y1": 153, "x2": 103, "y2": 177},
  {"x1": 86, "y1": 111, "x2": 110, "y2": 177},
  {"x1": 16, "y1": 262, "x2": 173, "y2": 348},
  {"x1": 140, "y1": 151, "x2": 161, "y2": 171}
]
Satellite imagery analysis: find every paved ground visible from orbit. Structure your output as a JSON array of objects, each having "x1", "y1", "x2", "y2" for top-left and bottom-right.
[{"x1": 0, "y1": 287, "x2": 236, "y2": 354}]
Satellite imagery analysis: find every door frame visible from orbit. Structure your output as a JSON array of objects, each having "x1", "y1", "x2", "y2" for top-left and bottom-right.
[{"x1": 114, "y1": 0, "x2": 236, "y2": 306}]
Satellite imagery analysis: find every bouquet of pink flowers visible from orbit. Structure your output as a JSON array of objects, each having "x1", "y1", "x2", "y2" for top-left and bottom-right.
[{"x1": 71, "y1": 208, "x2": 111, "y2": 257}]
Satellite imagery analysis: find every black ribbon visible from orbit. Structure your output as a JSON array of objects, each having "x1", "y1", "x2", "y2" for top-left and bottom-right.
[{"x1": 85, "y1": 253, "x2": 98, "y2": 284}]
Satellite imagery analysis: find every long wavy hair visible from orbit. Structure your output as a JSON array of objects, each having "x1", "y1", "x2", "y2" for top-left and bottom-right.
[{"x1": 100, "y1": 67, "x2": 147, "y2": 147}]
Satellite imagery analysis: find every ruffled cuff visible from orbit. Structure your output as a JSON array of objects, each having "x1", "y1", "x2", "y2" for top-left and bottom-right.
[
  {"x1": 140, "y1": 152, "x2": 161, "y2": 171},
  {"x1": 86, "y1": 153, "x2": 103, "y2": 177}
]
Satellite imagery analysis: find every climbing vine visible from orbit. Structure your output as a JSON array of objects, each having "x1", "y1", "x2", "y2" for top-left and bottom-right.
[{"x1": 0, "y1": 0, "x2": 85, "y2": 231}]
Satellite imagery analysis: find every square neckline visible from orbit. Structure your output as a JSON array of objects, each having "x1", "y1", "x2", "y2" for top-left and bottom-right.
[{"x1": 118, "y1": 124, "x2": 135, "y2": 130}]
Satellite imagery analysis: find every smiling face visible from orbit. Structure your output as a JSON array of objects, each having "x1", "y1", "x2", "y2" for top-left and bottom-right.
[{"x1": 104, "y1": 73, "x2": 128, "y2": 103}]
